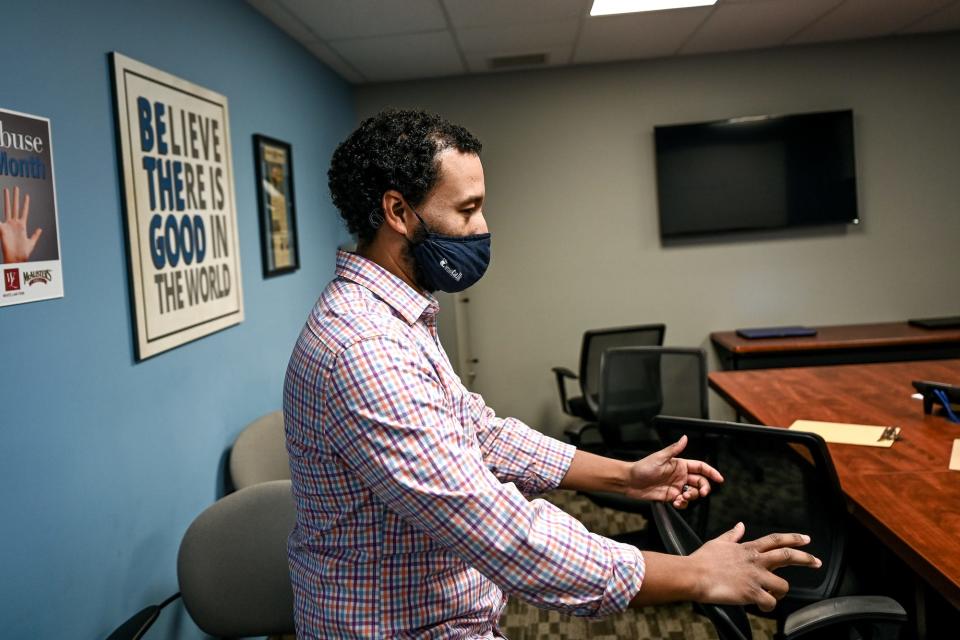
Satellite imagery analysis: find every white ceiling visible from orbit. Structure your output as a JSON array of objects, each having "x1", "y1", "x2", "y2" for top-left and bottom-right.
[{"x1": 247, "y1": 0, "x2": 960, "y2": 84}]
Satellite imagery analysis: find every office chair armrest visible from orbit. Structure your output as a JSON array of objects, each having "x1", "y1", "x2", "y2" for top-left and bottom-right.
[
  {"x1": 551, "y1": 367, "x2": 578, "y2": 414},
  {"x1": 107, "y1": 593, "x2": 181, "y2": 640},
  {"x1": 563, "y1": 421, "x2": 598, "y2": 447},
  {"x1": 783, "y1": 595, "x2": 907, "y2": 640}
]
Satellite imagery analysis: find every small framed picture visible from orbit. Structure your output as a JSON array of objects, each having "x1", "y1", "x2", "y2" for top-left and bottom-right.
[{"x1": 253, "y1": 134, "x2": 299, "y2": 277}]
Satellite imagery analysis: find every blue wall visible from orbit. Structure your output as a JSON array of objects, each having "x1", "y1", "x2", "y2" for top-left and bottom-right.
[{"x1": 0, "y1": 1, "x2": 353, "y2": 637}]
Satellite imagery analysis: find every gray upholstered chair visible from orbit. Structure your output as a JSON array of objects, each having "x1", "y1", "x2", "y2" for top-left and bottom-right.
[
  {"x1": 107, "y1": 480, "x2": 296, "y2": 639},
  {"x1": 229, "y1": 410, "x2": 290, "y2": 491}
]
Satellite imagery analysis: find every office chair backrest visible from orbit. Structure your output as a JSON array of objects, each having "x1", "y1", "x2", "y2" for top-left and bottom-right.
[
  {"x1": 652, "y1": 500, "x2": 753, "y2": 640},
  {"x1": 653, "y1": 417, "x2": 847, "y2": 611},
  {"x1": 230, "y1": 410, "x2": 291, "y2": 490},
  {"x1": 177, "y1": 480, "x2": 296, "y2": 637},
  {"x1": 580, "y1": 324, "x2": 665, "y2": 414},
  {"x1": 597, "y1": 347, "x2": 707, "y2": 447}
]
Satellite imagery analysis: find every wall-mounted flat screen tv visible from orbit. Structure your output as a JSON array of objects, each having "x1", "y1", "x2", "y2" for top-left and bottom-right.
[{"x1": 654, "y1": 109, "x2": 858, "y2": 239}]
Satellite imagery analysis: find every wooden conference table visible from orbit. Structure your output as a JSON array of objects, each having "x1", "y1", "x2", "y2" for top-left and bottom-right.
[
  {"x1": 711, "y1": 321, "x2": 960, "y2": 370},
  {"x1": 709, "y1": 359, "x2": 960, "y2": 608}
]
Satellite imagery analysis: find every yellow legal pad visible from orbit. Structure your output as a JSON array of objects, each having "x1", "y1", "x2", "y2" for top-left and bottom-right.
[{"x1": 788, "y1": 420, "x2": 900, "y2": 448}]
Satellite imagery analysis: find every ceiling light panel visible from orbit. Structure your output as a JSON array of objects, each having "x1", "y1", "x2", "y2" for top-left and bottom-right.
[{"x1": 591, "y1": 0, "x2": 717, "y2": 16}]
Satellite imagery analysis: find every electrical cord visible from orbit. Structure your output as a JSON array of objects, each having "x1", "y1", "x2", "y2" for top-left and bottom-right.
[{"x1": 933, "y1": 388, "x2": 960, "y2": 424}]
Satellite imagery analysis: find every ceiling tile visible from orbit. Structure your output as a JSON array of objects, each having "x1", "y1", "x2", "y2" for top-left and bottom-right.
[
  {"x1": 789, "y1": 0, "x2": 955, "y2": 44},
  {"x1": 456, "y1": 19, "x2": 581, "y2": 53},
  {"x1": 253, "y1": 0, "x2": 960, "y2": 85},
  {"x1": 443, "y1": 0, "x2": 589, "y2": 29},
  {"x1": 280, "y1": 0, "x2": 447, "y2": 40},
  {"x1": 464, "y1": 44, "x2": 575, "y2": 73},
  {"x1": 330, "y1": 31, "x2": 466, "y2": 82},
  {"x1": 302, "y1": 39, "x2": 366, "y2": 84},
  {"x1": 682, "y1": 0, "x2": 840, "y2": 54},
  {"x1": 247, "y1": 0, "x2": 318, "y2": 44},
  {"x1": 574, "y1": 6, "x2": 713, "y2": 63},
  {"x1": 901, "y1": 1, "x2": 960, "y2": 33}
]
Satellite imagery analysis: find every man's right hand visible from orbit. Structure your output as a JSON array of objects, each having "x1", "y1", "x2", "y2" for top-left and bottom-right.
[
  {"x1": 690, "y1": 522, "x2": 821, "y2": 612},
  {"x1": 630, "y1": 522, "x2": 821, "y2": 611}
]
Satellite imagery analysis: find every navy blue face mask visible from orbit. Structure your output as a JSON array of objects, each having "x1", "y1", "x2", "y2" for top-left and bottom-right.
[{"x1": 407, "y1": 204, "x2": 491, "y2": 293}]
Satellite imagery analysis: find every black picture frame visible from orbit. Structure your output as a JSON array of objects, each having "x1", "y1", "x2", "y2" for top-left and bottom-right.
[{"x1": 253, "y1": 134, "x2": 300, "y2": 277}]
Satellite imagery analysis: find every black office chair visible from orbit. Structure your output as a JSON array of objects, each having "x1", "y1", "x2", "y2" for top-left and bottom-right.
[
  {"x1": 651, "y1": 416, "x2": 907, "y2": 639},
  {"x1": 552, "y1": 324, "x2": 665, "y2": 428},
  {"x1": 564, "y1": 346, "x2": 707, "y2": 453},
  {"x1": 566, "y1": 347, "x2": 708, "y2": 549},
  {"x1": 107, "y1": 480, "x2": 296, "y2": 639}
]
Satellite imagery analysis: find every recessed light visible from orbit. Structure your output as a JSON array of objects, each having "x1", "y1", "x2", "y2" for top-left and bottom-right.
[{"x1": 590, "y1": 0, "x2": 718, "y2": 16}]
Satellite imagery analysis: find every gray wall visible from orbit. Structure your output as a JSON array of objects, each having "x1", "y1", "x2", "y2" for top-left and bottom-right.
[{"x1": 357, "y1": 33, "x2": 960, "y2": 436}]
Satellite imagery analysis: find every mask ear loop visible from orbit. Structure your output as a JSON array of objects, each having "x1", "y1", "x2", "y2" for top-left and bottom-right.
[
  {"x1": 400, "y1": 195, "x2": 431, "y2": 233},
  {"x1": 368, "y1": 209, "x2": 384, "y2": 229}
]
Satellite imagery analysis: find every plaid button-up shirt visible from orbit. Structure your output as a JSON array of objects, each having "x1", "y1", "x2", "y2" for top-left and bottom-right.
[{"x1": 283, "y1": 250, "x2": 645, "y2": 638}]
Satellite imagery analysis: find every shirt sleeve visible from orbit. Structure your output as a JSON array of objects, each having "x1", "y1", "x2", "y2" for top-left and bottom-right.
[
  {"x1": 459, "y1": 391, "x2": 575, "y2": 496},
  {"x1": 324, "y1": 335, "x2": 644, "y2": 617}
]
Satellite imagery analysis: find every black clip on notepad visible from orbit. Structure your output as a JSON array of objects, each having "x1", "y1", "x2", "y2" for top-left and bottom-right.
[
  {"x1": 736, "y1": 326, "x2": 818, "y2": 339},
  {"x1": 912, "y1": 380, "x2": 960, "y2": 416}
]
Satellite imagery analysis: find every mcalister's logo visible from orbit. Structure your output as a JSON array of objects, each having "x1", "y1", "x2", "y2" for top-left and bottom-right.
[{"x1": 23, "y1": 269, "x2": 52, "y2": 286}]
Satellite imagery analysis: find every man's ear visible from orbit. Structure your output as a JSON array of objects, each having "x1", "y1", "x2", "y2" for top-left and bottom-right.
[{"x1": 381, "y1": 190, "x2": 410, "y2": 235}]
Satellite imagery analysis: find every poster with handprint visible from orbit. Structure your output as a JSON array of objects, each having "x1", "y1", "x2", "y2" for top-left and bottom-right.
[{"x1": 0, "y1": 108, "x2": 63, "y2": 308}]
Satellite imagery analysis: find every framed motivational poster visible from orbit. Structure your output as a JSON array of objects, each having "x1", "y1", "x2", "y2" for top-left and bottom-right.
[{"x1": 110, "y1": 52, "x2": 244, "y2": 360}]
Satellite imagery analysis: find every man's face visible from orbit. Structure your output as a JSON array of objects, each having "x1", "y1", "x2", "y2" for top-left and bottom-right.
[
  {"x1": 404, "y1": 149, "x2": 487, "y2": 292},
  {"x1": 413, "y1": 149, "x2": 487, "y2": 237}
]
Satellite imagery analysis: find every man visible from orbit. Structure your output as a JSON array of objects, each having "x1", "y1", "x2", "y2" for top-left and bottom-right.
[{"x1": 283, "y1": 109, "x2": 820, "y2": 639}]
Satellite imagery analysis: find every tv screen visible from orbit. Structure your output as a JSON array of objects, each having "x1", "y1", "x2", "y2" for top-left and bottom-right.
[{"x1": 654, "y1": 110, "x2": 858, "y2": 239}]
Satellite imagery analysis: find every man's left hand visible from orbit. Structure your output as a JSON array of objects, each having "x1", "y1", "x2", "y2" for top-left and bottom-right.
[{"x1": 625, "y1": 435, "x2": 723, "y2": 509}]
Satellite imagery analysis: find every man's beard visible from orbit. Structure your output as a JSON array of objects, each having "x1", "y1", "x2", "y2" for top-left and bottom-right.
[{"x1": 403, "y1": 225, "x2": 435, "y2": 293}]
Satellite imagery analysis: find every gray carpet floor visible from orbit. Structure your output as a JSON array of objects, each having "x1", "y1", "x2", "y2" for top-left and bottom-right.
[{"x1": 498, "y1": 490, "x2": 776, "y2": 640}]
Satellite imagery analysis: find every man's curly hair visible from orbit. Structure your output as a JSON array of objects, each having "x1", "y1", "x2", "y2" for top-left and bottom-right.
[{"x1": 328, "y1": 109, "x2": 482, "y2": 246}]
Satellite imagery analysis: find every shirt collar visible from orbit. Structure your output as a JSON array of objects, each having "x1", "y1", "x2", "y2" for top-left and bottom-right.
[{"x1": 335, "y1": 249, "x2": 438, "y2": 325}]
